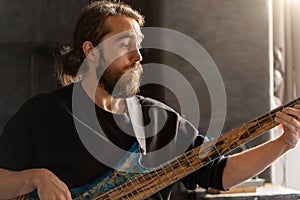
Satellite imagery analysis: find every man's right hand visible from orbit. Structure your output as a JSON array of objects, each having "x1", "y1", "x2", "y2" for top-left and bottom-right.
[
  {"x1": 0, "y1": 168, "x2": 72, "y2": 200},
  {"x1": 31, "y1": 168, "x2": 72, "y2": 200}
]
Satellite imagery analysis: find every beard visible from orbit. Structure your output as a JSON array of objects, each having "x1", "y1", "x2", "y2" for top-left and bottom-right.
[{"x1": 97, "y1": 63, "x2": 143, "y2": 99}]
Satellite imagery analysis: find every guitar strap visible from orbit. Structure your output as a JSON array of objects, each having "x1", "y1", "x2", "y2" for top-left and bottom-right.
[{"x1": 126, "y1": 96, "x2": 147, "y2": 155}]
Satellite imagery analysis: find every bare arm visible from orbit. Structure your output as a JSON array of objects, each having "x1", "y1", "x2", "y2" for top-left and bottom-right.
[
  {"x1": 0, "y1": 168, "x2": 72, "y2": 200},
  {"x1": 222, "y1": 105, "x2": 300, "y2": 189}
]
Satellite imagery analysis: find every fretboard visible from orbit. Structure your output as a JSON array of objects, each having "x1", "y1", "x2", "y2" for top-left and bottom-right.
[{"x1": 96, "y1": 98, "x2": 300, "y2": 200}]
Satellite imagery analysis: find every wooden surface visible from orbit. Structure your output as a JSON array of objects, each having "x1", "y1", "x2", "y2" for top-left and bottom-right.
[{"x1": 190, "y1": 185, "x2": 300, "y2": 200}]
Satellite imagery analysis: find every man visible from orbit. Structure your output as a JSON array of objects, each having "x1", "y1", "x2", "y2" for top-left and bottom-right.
[{"x1": 1, "y1": 1, "x2": 300, "y2": 200}]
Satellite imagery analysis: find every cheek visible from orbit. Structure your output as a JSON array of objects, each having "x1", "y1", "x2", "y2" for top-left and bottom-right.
[
  {"x1": 101, "y1": 46, "x2": 128, "y2": 65},
  {"x1": 111, "y1": 55, "x2": 129, "y2": 70},
  {"x1": 104, "y1": 61, "x2": 123, "y2": 79},
  {"x1": 100, "y1": 45, "x2": 114, "y2": 65}
]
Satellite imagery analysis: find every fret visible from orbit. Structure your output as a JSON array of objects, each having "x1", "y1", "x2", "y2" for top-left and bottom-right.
[
  {"x1": 98, "y1": 194, "x2": 111, "y2": 200},
  {"x1": 146, "y1": 171, "x2": 163, "y2": 192},
  {"x1": 134, "y1": 176, "x2": 147, "y2": 197},
  {"x1": 175, "y1": 157, "x2": 188, "y2": 174},
  {"x1": 255, "y1": 117, "x2": 262, "y2": 128},
  {"x1": 198, "y1": 144, "x2": 213, "y2": 163},
  {"x1": 214, "y1": 135, "x2": 225, "y2": 149},
  {"x1": 153, "y1": 168, "x2": 168, "y2": 187},
  {"x1": 185, "y1": 148, "x2": 203, "y2": 168},
  {"x1": 242, "y1": 123, "x2": 251, "y2": 137},
  {"x1": 203, "y1": 140, "x2": 222, "y2": 160},
  {"x1": 140, "y1": 173, "x2": 156, "y2": 195},
  {"x1": 248, "y1": 120, "x2": 259, "y2": 135},
  {"x1": 192, "y1": 148, "x2": 203, "y2": 167},
  {"x1": 106, "y1": 189, "x2": 115, "y2": 200},
  {"x1": 202, "y1": 150, "x2": 213, "y2": 162},
  {"x1": 231, "y1": 129, "x2": 239, "y2": 139},
  {"x1": 160, "y1": 164, "x2": 173, "y2": 182},
  {"x1": 212, "y1": 141, "x2": 222, "y2": 157},
  {"x1": 268, "y1": 106, "x2": 278, "y2": 121},
  {"x1": 100, "y1": 189, "x2": 112, "y2": 200},
  {"x1": 219, "y1": 134, "x2": 232, "y2": 152},
  {"x1": 183, "y1": 152, "x2": 195, "y2": 170},
  {"x1": 117, "y1": 183, "x2": 131, "y2": 200},
  {"x1": 166, "y1": 162, "x2": 178, "y2": 177},
  {"x1": 249, "y1": 115, "x2": 264, "y2": 130},
  {"x1": 121, "y1": 180, "x2": 137, "y2": 199},
  {"x1": 268, "y1": 111, "x2": 274, "y2": 122},
  {"x1": 129, "y1": 179, "x2": 140, "y2": 198},
  {"x1": 95, "y1": 195, "x2": 102, "y2": 200},
  {"x1": 167, "y1": 160, "x2": 180, "y2": 180}
]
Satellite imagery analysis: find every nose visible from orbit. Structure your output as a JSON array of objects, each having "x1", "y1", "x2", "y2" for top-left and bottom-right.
[{"x1": 130, "y1": 48, "x2": 143, "y2": 63}]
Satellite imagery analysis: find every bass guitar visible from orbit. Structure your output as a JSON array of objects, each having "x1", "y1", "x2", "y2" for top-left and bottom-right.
[{"x1": 11, "y1": 98, "x2": 300, "y2": 200}]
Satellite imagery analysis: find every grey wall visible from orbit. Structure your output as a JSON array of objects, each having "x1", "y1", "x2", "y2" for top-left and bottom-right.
[
  {"x1": 0, "y1": 0, "x2": 88, "y2": 132},
  {"x1": 160, "y1": 0, "x2": 272, "y2": 135}
]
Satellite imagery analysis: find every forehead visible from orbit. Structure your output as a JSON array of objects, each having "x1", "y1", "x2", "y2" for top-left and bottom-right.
[{"x1": 102, "y1": 16, "x2": 143, "y2": 41}]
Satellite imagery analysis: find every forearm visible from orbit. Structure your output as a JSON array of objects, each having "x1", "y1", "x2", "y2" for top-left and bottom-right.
[
  {"x1": 222, "y1": 135, "x2": 291, "y2": 190},
  {"x1": 0, "y1": 168, "x2": 40, "y2": 199}
]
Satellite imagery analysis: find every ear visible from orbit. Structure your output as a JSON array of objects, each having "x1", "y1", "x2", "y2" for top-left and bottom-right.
[{"x1": 82, "y1": 41, "x2": 96, "y2": 60}]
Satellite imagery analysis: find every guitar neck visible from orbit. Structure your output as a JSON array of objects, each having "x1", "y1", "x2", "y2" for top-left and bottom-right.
[{"x1": 96, "y1": 98, "x2": 300, "y2": 200}]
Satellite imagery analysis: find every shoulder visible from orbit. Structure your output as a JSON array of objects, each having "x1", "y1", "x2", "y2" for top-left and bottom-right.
[{"x1": 20, "y1": 84, "x2": 74, "y2": 114}]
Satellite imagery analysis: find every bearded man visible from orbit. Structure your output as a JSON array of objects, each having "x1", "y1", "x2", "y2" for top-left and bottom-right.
[{"x1": 1, "y1": 1, "x2": 300, "y2": 200}]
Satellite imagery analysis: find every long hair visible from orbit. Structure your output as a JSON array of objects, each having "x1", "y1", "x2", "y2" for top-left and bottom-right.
[{"x1": 57, "y1": 0, "x2": 144, "y2": 86}]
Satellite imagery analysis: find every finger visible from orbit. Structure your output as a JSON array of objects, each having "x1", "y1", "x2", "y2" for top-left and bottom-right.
[
  {"x1": 275, "y1": 116, "x2": 300, "y2": 134},
  {"x1": 294, "y1": 104, "x2": 300, "y2": 108},
  {"x1": 61, "y1": 188, "x2": 72, "y2": 200},
  {"x1": 281, "y1": 106, "x2": 300, "y2": 120},
  {"x1": 276, "y1": 111, "x2": 299, "y2": 125},
  {"x1": 275, "y1": 111, "x2": 300, "y2": 130},
  {"x1": 67, "y1": 191, "x2": 72, "y2": 200},
  {"x1": 66, "y1": 191, "x2": 72, "y2": 200}
]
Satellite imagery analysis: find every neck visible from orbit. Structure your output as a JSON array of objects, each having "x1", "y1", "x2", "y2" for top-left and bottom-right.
[{"x1": 81, "y1": 78, "x2": 126, "y2": 114}]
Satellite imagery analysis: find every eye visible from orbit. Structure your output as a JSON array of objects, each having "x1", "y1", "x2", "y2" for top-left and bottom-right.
[{"x1": 120, "y1": 42, "x2": 130, "y2": 49}]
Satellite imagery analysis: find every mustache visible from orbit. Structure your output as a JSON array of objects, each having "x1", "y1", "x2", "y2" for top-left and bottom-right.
[
  {"x1": 124, "y1": 63, "x2": 142, "y2": 72},
  {"x1": 122, "y1": 63, "x2": 143, "y2": 77}
]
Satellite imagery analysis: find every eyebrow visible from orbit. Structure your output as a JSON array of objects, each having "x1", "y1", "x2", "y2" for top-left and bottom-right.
[{"x1": 114, "y1": 32, "x2": 144, "y2": 42}]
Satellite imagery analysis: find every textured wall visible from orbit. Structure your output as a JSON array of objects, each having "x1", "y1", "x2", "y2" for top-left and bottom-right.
[
  {"x1": 0, "y1": 0, "x2": 88, "y2": 132},
  {"x1": 0, "y1": 0, "x2": 89, "y2": 45}
]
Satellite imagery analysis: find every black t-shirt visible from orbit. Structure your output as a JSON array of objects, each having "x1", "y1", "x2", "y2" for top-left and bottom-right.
[{"x1": 0, "y1": 83, "x2": 227, "y2": 199}]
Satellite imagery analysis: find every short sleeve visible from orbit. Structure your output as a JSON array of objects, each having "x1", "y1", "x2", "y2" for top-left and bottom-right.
[
  {"x1": 181, "y1": 135, "x2": 228, "y2": 191},
  {"x1": 0, "y1": 107, "x2": 33, "y2": 170}
]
